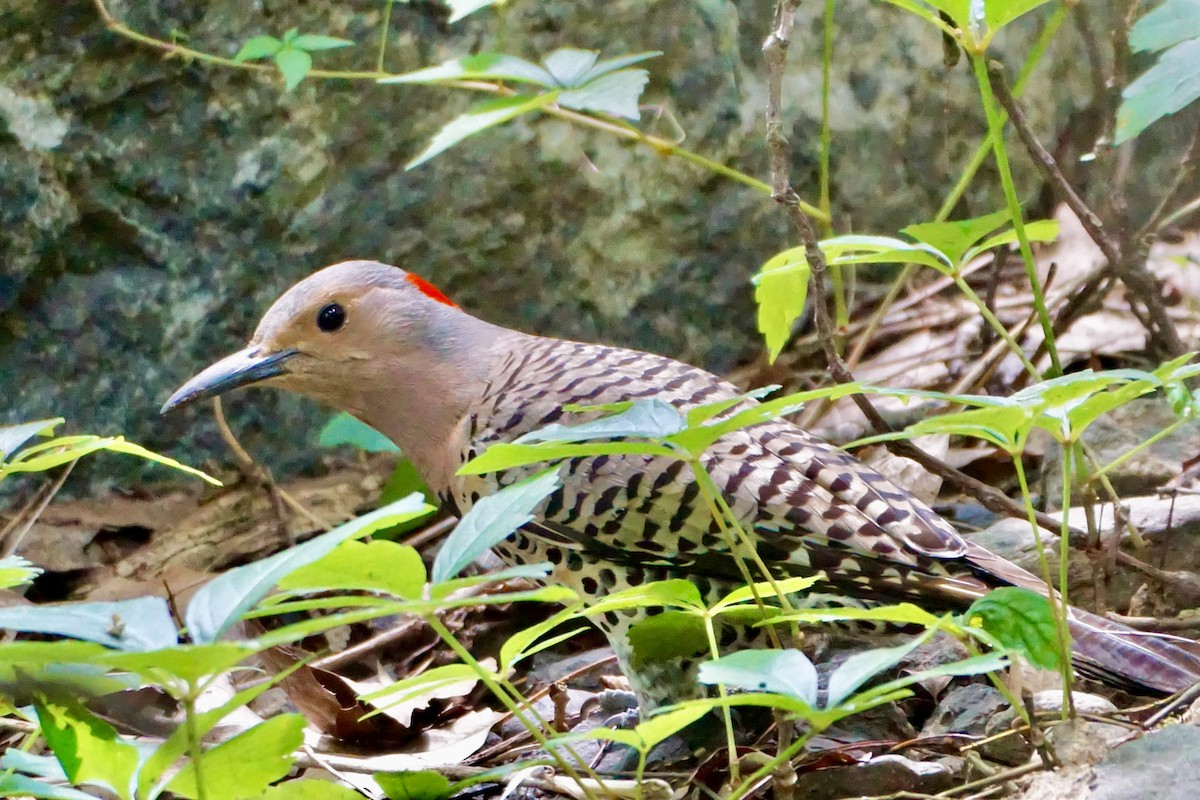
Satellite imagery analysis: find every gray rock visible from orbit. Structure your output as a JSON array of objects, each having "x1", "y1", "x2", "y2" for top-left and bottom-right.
[
  {"x1": 922, "y1": 683, "x2": 1008, "y2": 739},
  {"x1": 1042, "y1": 399, "x2": 1200, "y2": 504},
  {"x1": 1088, "y1": 725, "x2": 1200, "y2": 800},
  {"x1": 793, "y1": 753, "x2": 960, "y2": 800}
]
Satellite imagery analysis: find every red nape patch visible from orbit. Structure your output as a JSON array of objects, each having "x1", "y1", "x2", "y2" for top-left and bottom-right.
[{"x1": 406, "y1": 273, "x2": 458, "y2": 307}]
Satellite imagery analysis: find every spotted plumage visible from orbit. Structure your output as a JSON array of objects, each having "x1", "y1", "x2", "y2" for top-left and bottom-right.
[{"x1": 164, "y1": 260, "x2": 1200, "y2": 710}]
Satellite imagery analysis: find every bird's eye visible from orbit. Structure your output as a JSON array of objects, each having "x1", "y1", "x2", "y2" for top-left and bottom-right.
[{"x1": 316, "y1": 303, "x2": 346, "y2": 332}]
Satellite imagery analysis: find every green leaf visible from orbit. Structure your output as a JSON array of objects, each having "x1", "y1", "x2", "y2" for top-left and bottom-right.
[
  {"x1": 3, "y1": 436, "x2": 219, "y2": 485},
  {"x1": 1116, "y1": 37, "x2": 1200, "y2": 143},
  {"x1": 498, "y1": 607, "x2": 587, "y2": 674},
  {"x1": 555, "y1": 70, "x2": 650, "y2": 119},
  {"x1": 711, "y1": 575, "x2": 823, "y2": 612},
  {"x1": 0, "y1": 418, "x2": 62, "y2": 461},
  {"x1": 278, "y1": 539, "x2": 427, "y2": 599},
  {"x1": 459, "y1": 439, "x2": 676, "y2": 475},
  {"x1": 963, "y1": 218, "x2": 1059, "y2": 262},
  {"x1": 0, "y1": 597, "x2": 177, "y2": 651},
  {"x1": 577, "y1": 51, "x2": 662, "y2": 84},
  {"x1": 515, "y1": 398, "x2": 684, "y2": 444},
  {"x1": 186, "y1": 493, "x2": 433, "y2": 643},
  {"x1": 262, "y1": 780, "x2": 365, "y2": 800},
  {"x1": 581, "y1": 579, "x2": 705, "y2": 615},
  {"x1": 772, "y1": 602, "x2": 944, "y2": 629},
  {"x1": 282, "y1": 27, "x2": 298, "y2": 43},
  {"x1": 445, "y1": 0, "x2": 506, "y2": 24},
  {"x1": 966, "y1": 587, "x2": 1060, "y2": 671},
  {"x1": 99, "y1": 643, "x2": 259, "y2": 687},
  {"x1": 754, "y1": 249, "x2": 810, "y2": 363},
  {"x1": 628, "y1": 705, "x2": 712, "y2": 750},
  {"x1": 167, "y1": 714, "x2": 305, "y2": 800},
  {"x1": 358, "y1": 663, "x2": 484, "y2": 708},
  {"x1": 36, "y1": 696, "x2": 139, "y2": 800},
  {"x1": 376, "y1": 770, "x2": 454, "y2": 800},
  {"x1": 431, "y1": 469, "x2": 560, "y2": 583},
  {"x1": 542, "y1": 48, "x2": 601, "y2": 87},
  {"x1": 291, "y1": 34, "x2": 354, "y2": 51},
  {"x1": 849, "y1": 652, "x2": 1011, "y2": 709},
  {"x1": 0, "y1": 555, "x2": 42, "y2": 589},
  {"x1": 902, "y1": 210, "x2": 1012, "y2": 264},
  {"x1": 232, "y1": 35, "x2": 282, "y2": 62},
  {"x1": 318, "y1": 412, "x2": 400, "y2": 452},
  {"x1": 0, "y1": 773, "x2": 100, "y2": 799},
  {"x1": 1130, "y1": 0, "x2": 1200, "y2": 52},
  {"x1": 627, "y1": 612, "x2": 709, "y2": 670},
  {"x1": 406, "y1": 93, "x2": 559, "y2": 169},
  {"x1": 698, "y1": 649, "x2": 818, "y2": 706},
  {"x1": 825, "y1": 633, "x2": 931, "y2": 709},
  {"x1": 275, "y1": 47, "x2": 313, "y2": 91},
  {"x1": 382, "y1": 53, "x2": 553, "y2": 88},
  {"x1": 983, "y1": 0, "x2": 1054, "y2": 30}
]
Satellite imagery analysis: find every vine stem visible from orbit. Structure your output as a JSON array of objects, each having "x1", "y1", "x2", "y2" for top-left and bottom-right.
[
  {"x1": 184, "y1": 694, "x2": 209, "y2": 800},
  {"x1": 1012, "y1": 455, "x2": 1075, "y2": 714},
  {"x1": 971, "y1": 53, "x2": 1062, "y2": 377},
  {"x1": 89, "y1": 0, "x2": 828, "y2": 222}
]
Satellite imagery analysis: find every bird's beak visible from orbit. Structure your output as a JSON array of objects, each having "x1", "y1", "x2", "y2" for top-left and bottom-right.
[{"x1": 161, "y1": 347, "x2": 298, "y2": 414}]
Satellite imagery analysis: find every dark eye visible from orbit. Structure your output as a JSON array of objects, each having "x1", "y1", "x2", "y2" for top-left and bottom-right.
[{"x1": 317, "y1": 303, "x2": 346, "y2": 332}]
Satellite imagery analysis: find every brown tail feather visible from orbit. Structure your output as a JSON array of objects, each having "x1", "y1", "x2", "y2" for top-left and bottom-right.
[{"x1": 966, "y1": 543, "x2": 1200, "y2": 695}]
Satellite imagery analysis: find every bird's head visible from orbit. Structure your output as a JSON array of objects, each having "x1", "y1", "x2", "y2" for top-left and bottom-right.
[{"x1": 161, "y1": 260, "x2": 468, "y2": 416}]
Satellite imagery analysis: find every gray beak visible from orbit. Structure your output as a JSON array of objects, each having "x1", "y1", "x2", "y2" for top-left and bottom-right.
[{"x1": 161, "y1": 347, "x2": 298, "y2": 414}]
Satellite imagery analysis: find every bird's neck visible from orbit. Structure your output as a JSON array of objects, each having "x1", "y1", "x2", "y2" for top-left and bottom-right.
[{"x1": 352, "y1": 308, "x2": 522, "y2": 495}]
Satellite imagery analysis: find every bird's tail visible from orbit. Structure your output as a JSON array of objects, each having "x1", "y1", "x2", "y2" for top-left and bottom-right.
[{"x1": 965, "y1": 542, "x2": 1200, "y2": 695}]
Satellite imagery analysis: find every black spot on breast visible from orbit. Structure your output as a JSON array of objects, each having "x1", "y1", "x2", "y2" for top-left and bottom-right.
[{"x1": 581, "y1": 576, "x2": 599, "y2": 594}]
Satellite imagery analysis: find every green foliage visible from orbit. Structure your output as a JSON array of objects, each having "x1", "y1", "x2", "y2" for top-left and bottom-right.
[
  {"x1": 382, "y1": 48, "x2": 659, "y2": 167},
  {"x1": 430, "y1": 467, "x2": 560, "y2": 582},
  {"x1": 0, "y1": 555, "x2": 41, "y2": 589},
  {"x1": 318, "y1": 412, "x2": 400, "y2": 453},
  {"x1": 166, "y1": 714, "x2": 307, "y2": 799},
  {"x1": 1117, "y1": 0, "x2": 1200, "y2": 143},
  {"x1": 0, "y1": 418, "x2": 218, "y2": 485},
  {"x1": 233, "y1": 28, "x2": 354, "y2": 90},
  {"x1": 966, "y1": 587, "x2": 1061, "y2": 671},
  {"x1": 376, "y1": 770, "x2": 454, "y2": 800},
  {"x1": 35, "y1": 696, "x2": 141, "y2": 800},
  {"x1": 753, "y1": 213, "x2": 1059, "y2": 363}
]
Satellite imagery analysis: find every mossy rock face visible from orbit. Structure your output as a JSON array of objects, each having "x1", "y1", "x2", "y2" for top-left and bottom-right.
[{"x1": 1, "y1": 1, "x2": 1192, "y2": 489}]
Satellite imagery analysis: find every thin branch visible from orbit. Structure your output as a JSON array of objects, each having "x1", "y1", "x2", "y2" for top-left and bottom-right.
[
  {"x1": 1140, "y1": 116, "x2": 1200, "y2": 237},
  {"x1": 1, "y1": 460, "x2": 75, "y2": 558},
  {"x1": 987, "y1": 60, "x2": 1186, "y2": 359}
]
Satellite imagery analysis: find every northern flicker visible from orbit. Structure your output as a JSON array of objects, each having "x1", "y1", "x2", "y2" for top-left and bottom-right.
[{"x1": 164, "y1": 260, "x2": 1200, "y2": 706}]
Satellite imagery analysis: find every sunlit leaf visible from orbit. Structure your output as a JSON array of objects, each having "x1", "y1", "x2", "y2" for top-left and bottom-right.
[
  {"x1": 902, "y1": 210, "x2": 1011, "y2": 264},
  {"x1": 459, "y1": 439, "x2": 676, "y2": 475},
  {"x1": 542, "y1": 48, "x2": 600, "y2": 86},
  {"x1": 431, "y1": 469, "x2": 560, "y2": 583},
  {"x1": 263, "y1": 780, "x2": 365, "y2": 800},
  {"x1": 966, "y1": 587, "x2": 1060, "y2": 671},
  {"x1": 275, "y1": 47, "x2": 313, "y2": 91},
  {"x1": 36, "y1": 697, "x2": 139, "y2": 800},
  {"x1": 498, "y1": 607, "x2": 587, "y2": 673},
  {"x1": 754, "y1": 250, "x2": 809, "y2": 363},
  {"x1": 1130, "y1": 0, "x2": 1200, "y2": 52},
  {"x1": 99, "y1": 643, "x2": 258, "y2": 687},
  {"x1": 278, "y1": 539, "x2": 427, "y2": 599},
  {"x1": 582, "y1": 579, "x2": 705, "y2": 615},
  {"x1": 0, "y1": 597, "x2": 176, "y2": 651},
  {"x1": 186, "y1": 493, "x2": 432, "y2": 643},
  {"x1": 291, "y1": 34, "x2": 354, "y2": 51},
  {"x1": 232, "y1": 35, "x2": 282, "y2": 62},
  {"x1": 698, "y1": 649, "x2": 818, "y2": 706},
  {"x1": 382, "y1": 53, "x2": 553, "y2": 88},
  {"x1": 3, "y1": 436, "x2": 219, "y2": 485},
  {"x1": 445, "y1": 0, "x2": 506, "y2": 24},
  {"x1": 515, "y1": 398, "x2": 684, "y2": 444},
  {"x1": 406, "y1": 93, "x2": 559, "y2": 169},
  {"x1": 0, "y1": 772, "x2": 109, "y2": 799},
  {"x1": 376, "y1": 770, "x2": 454, "y2": 800},
  {"x1": 0, "y1": 555, "x2": 41, "y2": 589},
  {"x1": 963, "y1": 218, "x2": 1059, "y2": 262},
  {"x1": 558, "y1": 70, "x2": 650, "y2": 120},
  {"x1": 319, "y1": 412, "x2": 400, "y2": 452},
  {"x1": 771, "y1": 602, "x2": 944, "y2": 629},
  {"x1": 167, "y1": 714, "x2": 305, "y2": 800},
  {"x1": 826, "y1": 632, "x2": 931, "y2": 709},
  {"x1": 1116, "y1": 37, "x2": 1200, "y2": 143},
  {"x1": 710, "y1": 575, "x2": 823, "y2": 611},
  {"x1": 627, "y1": 612, "x2": 709, "y2": 669}
]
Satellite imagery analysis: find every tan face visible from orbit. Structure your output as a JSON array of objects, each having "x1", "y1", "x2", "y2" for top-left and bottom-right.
[{"x1": 161, "y1": 260, "x2": 444, "y2": 414}]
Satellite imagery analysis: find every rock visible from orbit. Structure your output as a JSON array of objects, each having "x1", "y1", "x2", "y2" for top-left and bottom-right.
[
  {"x1": 793, "y1": 754, "x2": 960, "y2": 800},
  {"x1": 1042, "y1": 398, "x2": 1200, "y2": 503},
  {"x1": 1088, "y1": 725, "x2": 1200, "y2": 800},
  {"x1": 4, "y1": 2, "x2": 1197, "y2": 488},
  {"x1": 984, "y1": 693, "x2": 1125, "y2": 767},
  {"x1": 971, "y1": 494, "x2": 1200, "y2": 610},
  {"x1": 922, "y1": 683, "x2": 1008, "y2": 739}
]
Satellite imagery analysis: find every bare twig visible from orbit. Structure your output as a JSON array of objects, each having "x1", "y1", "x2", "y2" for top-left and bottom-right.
[
  {"x1": 987, "y1": 60, "x2": 1186, "y2": 359},
  {"x1": 1139, "y1": 117, "x2": 1200, "y2": 238}
]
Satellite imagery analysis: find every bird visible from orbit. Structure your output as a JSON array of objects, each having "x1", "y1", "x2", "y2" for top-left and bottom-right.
[{"x1": 163, "y1": 259, "x2": 1200, "y2": 708}]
